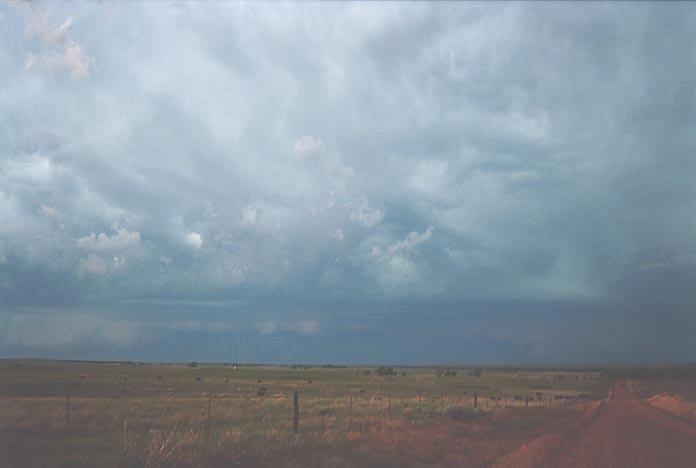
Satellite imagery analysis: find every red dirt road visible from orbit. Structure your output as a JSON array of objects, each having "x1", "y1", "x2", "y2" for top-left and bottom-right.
[
  {"x1": 543, "y1": 382, "x2": 696, "y2": 468},
  {"x1": 499, "y1": 381, "x2": 696, "y2": 468}
]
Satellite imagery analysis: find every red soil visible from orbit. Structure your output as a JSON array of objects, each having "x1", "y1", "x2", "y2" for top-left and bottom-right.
[
  {"x1": 646, "y1": 392, "x2": 696, "y2": 422},
  {"x1": 497, "y1": 381, "x2": 696, "y2": 468}
]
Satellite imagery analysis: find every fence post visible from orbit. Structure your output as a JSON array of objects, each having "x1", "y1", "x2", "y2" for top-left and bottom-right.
[
  {"x1": 293, "y1": 391, "x2": 299, "y2": 434},
  {"x1": 525, "y1": 396, "x2": 528, "y2": 408},
  {"x1": 65, "y1": 395, "x2": 70, "y2": 433},
  {"x1": 474, "y1": 391, "x2": 477, "y2": 409},
  {"x1": 348, "y1": 394, "x2": 353, "y2": 428},
  {"x1": 440, "y1": 393, "x2": 444, "y2": 412},
  {"x1": 207, "y1": 393, "x2": 212, "y2": 444},
  {"x1": 123, "y1": 420, "x2": 127, "y2": 454},
  {"x1": 418, "y1": 393, "x2": 422, "y2": 405},
  {"x1": 388, "y1": 397, "x2": 392, "y2": 420}
]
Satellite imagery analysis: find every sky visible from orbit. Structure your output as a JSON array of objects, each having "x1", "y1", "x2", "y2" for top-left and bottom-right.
[{"x1": 1, "y1": 1, "x2": 695, "y2": 365}]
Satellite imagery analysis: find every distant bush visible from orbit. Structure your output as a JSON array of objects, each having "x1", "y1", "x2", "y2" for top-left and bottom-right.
[
  {"x1": 375, "y1": 367, "x2": 397, "y2": 376},
  {"x1": 187, "y1": 362, "x2": 199, "y2": 368}
]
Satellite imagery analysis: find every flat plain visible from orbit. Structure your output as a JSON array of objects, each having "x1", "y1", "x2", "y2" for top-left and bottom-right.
[{"x1": 1, "y1": 359, "x2": 693, "y2": 467}]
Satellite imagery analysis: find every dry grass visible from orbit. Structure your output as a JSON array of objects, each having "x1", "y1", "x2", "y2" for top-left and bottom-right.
[
  {"x1": 631, "y1": 377, "x2": 696, "y2": 403},
  {"x1": 645, "y1": 393, "x2": 696, "y2": 423},
  {"x1": 0, "y1": 360, "x2": 610, "y2": 467}
]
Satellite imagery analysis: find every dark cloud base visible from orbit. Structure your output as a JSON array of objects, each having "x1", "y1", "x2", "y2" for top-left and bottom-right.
[{"x1": 2, "y1": 300, "x2": 693, "y2": 365}]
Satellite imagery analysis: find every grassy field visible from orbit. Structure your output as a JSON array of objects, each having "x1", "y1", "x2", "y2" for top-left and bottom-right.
[{"x1": 0, "y1": 359, "x2": 612, "y2": 467}]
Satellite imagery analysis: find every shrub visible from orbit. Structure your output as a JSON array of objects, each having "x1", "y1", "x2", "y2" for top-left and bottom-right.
[{"x1": 375, "y1": 367, "x2": 397, "y2": 376}]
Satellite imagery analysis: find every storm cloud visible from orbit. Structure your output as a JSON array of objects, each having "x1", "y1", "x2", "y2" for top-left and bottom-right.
[{"x1": 1, "y1": 2, "x2": 695, "y2": 363}]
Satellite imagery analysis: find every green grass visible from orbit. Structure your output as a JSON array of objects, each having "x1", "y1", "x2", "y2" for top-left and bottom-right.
[{"x1": 0, "y1": 360, "x2": 610, "y2": 399}]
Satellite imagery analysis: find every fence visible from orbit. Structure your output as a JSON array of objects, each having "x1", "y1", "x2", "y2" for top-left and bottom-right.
[
  {"x1": 0, "y1": 388, "x2": 585, "y2": 465},
  {"x1": 54, "y1": 389, "x2": 580, "y2": 439}
]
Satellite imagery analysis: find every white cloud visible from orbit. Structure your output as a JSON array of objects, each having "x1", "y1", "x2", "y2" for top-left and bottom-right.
[
  {"x1": 63, "y1": 41, "x2": 91, "y2": 78},
  {"x1": 5, "y1": 155, "x2": 53, "y2": 185},
  {"x1": 292, "y1": 135, "x2": 324, "y2": 160},
  {"x1": 446, "y1": 248, "x2": 496, "y2": 268},
  {"x1": 76, "y1": 226, "x2": 141, "y2": 253},
  {"x1": 350, "y1": 208, "x2": 385, "y2": 228},
  {"x1": 184, "y1": 232, "x2": 203, "y2": 250},
  {"x1": 374, "y1": 227, "x2": 434, "y2": 260},
  {"x1": 370, "y1": 246, "x2": 383, "y2": 258},
  {"x1": 333, "y1": 228, "x2": 345, "y2": 242},
  {"x1": 79, "y1": 253, "x2": 109, "y2": 275},
  {"x1": 326, "y1": 159, "x2": 355, "y2": 178},
  {"x1": 292, "y1": 135, "x2": 353, "y2": 178},
  {"x1": 241, "y1": 205, "x2": 258, "y2": 227},
  {"x1": 24, "y1": 41, "x2": 91, "y2": 79},
  {"x1": 25, "y1": 7, "x2": 71, "y2": 46},
  {"x1": 76, "y1": 228, "x2": 138, "y2": 275},
  {"x1": 296, "y1": 319, "x2": 320, "y2": 335},
  {"x1": 23, "y1": 52, "x2": 38, "y2": 71},
  {"x1": 254, "y1": 320, "x2": 279, "y2": 335},
  {"x1": 169, "y1": 320, "x2": 239, "y2": 333},
  {"x1": 387, "y1": 227, "x2": 433, "y2": 258},
  {"x1": 39, "y1": 204, "x2": 58, "y2": 217},
  {"x1": 409, "y1": 159, "x2": 450, "y2": 198},
  {"x1": 21, "y1": 5, "x2": 92, "y2": 79},
  {"x1": 254, "y1": 319, "x2": 320, "y2": 335},
  {"x1": 381, "y1": 255, "x2": 422, "y2": 285}
]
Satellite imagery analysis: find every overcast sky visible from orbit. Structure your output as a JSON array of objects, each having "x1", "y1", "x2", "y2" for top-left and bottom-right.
[{"x1": 1, "y1": 1, "x2": 695, "y2": 364}]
